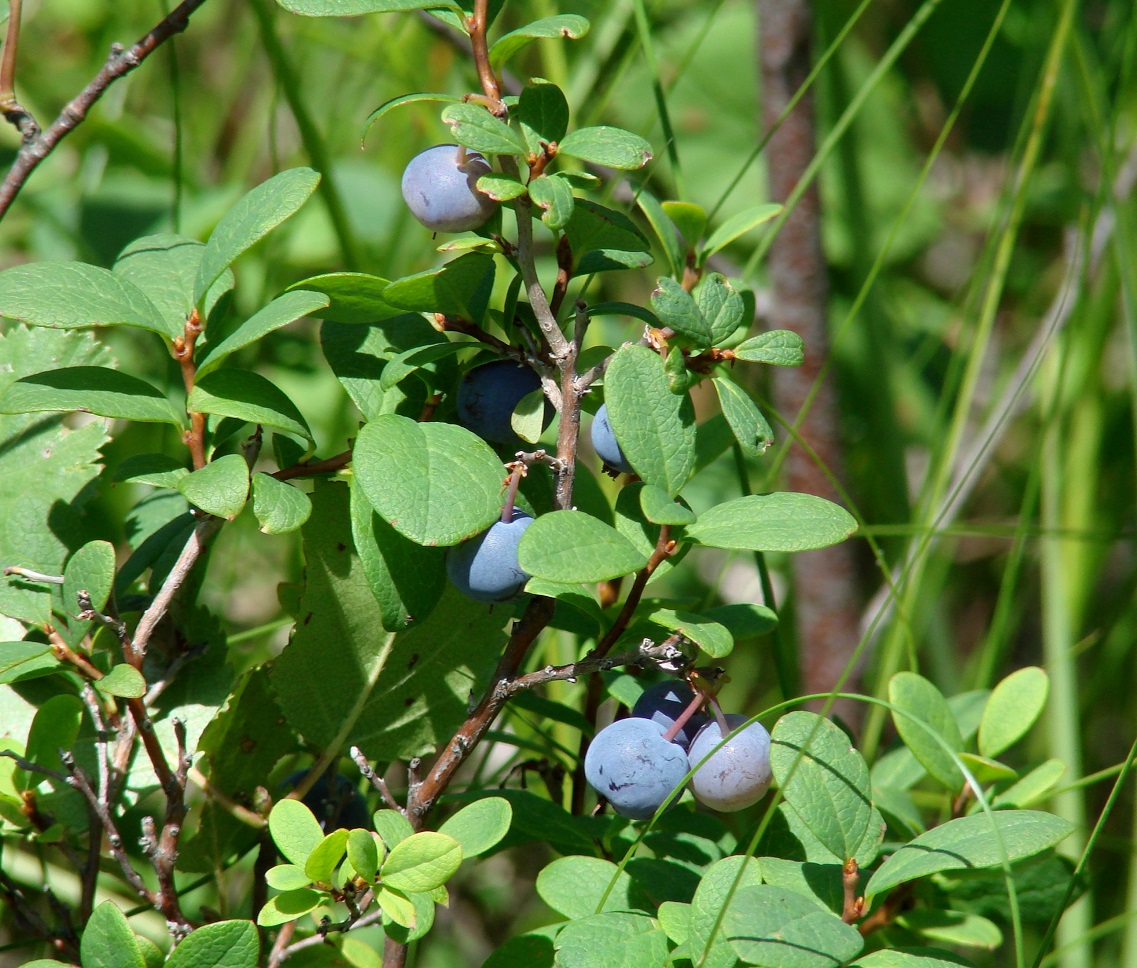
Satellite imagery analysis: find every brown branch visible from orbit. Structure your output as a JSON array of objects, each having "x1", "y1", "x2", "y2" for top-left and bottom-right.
[
  {"x1": 44, "y1": 624, "x2": 103, "y2": 681},
  {"x1": 272, "y1": 447, "x2": 353, "y2": 483},
  {"x1": 0, "y1": 0, "x2": 38, "y2": 143},
  {"x1": 466, "y1": 0, "x2": 501, "y2": 104},
  {"x1": 841, "y1": 858, "x2": 864, "y2": 923},
  {"x1": 589, "y1": 525, "x2": 674, "y2": 663},
  {"x1": 173, "y1": 310, "x2": 207, "y2": 470},
  {"x1": 0, "y1": 0, "x2": 211, "y2": 222},
  {"x1": 757, "y1": 0, "x2": 862, "y2": 724},
  {"x1": 349, "y1": 746, "x2": 403, "y2": 813},
  {"x1": 406, "y1": 595, "x2": 556, "y2": 823},
  {"x1": 857, "y1": 880, "x2": 915, "y2": 936},
  {"x1": 507, "y1": 635, "x2": 691, "y2": 694}
]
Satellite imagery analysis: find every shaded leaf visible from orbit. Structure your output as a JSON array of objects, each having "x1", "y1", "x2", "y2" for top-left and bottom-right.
[
  {"x1": 178, "y1": 454, "x2": 250, "y2": 519},
  {"x1": 188, "y1": 369, "x2": 313, "y2": 445},
  {"x1": 251, "y1": 474, "x2": 312, "y2": 534},
  {"x1": 197, "y1": 290, "x2": 329, "y2": 379},
  {"x1": 0, "y1": 366, "x2": 184, "y2": 426},
  {"x1": 489, "y1": 15, "x2": 590, "y2": 70}
]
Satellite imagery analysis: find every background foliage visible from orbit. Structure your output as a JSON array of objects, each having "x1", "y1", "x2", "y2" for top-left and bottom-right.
[{"x1": 1, "y1": 0, "x2": 1135, "y2": 966}]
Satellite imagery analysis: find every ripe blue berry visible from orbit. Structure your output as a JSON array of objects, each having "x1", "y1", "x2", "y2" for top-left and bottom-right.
[
  {"x1": 631, "y1": 680, "x2": 710, "y2": 751},
  {"x1": 687, "y1": 714, "x2": 772, "y2": 812},
  {"x1": 446, "y1": 512, "x2": 534, "y2": 603},
  {"x1": 401, "y1": 144, "x2": 497, "y2": 233},
  {"x1": 584, "y1": 718, "x2": 689, "y2": 819},
  {"x1": 591, "y1": 403, "x2": 634, "y2": 475},
  {"x1": 456, "y1": 359, "x2": 544, "y2": 446}
]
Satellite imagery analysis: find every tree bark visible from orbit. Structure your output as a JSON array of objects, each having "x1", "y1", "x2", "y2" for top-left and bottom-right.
[{"x1": 757, "y1": 0, "x2": 863, "y2": 724}]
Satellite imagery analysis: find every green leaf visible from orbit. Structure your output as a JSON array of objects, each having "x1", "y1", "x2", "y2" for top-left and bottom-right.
[
  {"x1": 381, "y1": 831, "x2": 462, "y2": 893},
  {"x1": 438, "y1": 796, "x2": 512, "y2": 858},
  {"x1": 613, "y1": 483, "x2": 687, "y2": 585},
  {"x1": 564, "y1": 199, "x2": 652, "y2": 274},
  {"x1": 639, "y1": 484, "x2": 696, "y2": 525},
  {"x1": 650, "y1": 277, "x2": 707, "y2": 344},
  {"x1": 61, "y1": 539, "x2": 116, "y2": 643},
  {"x1": 702, "y1": 608, "x2": 776, "y2": 647},
  {"x1": 278, "y1": 0, "x2": 460, "y2": 13},
  {"x1": 197, "y1": 290, "x2": 329, "y2": 379},
  {"x1": 770, "y1": 712, "x2": 884, "y2": 866},
  {"x1": 634, "y1": 191, "x2": 684, "y2": 278},
  {"x1": 848, "y1": 949, "x2": 977, "y2": 968},
  {"x1": 188, "y1": 369, "x2": 313, "y2": 445},
  {"x1": 265, "y1": 864, "x2": 312, "y2": 891},
  {"x1": 993, "y1": 759, "x2": 1066, "y2": 809},
  {"x1": 734, "y1": 329, "x2": 805, "y2": 365},
  {"x1": 441, "y1": 103, "x2": 528, "y2": 156},
  {"x1": 699, "y1": 203, "x2": 782, "y2": 262},
  {"x1": 979, "y1": 666, "x2": 1049, "y2": 758},
  {"x1": 382, "y1": 252, "x2": 495, "y2": 323},
  {"x1": 255, "y1": 889, "x2": 322, "y2": 927},
  {"x1": 289, "y1": 273, "x2": 403, "y2": 324},
  {"x1": 376, "y1": 886, "x2": 419, "y2": 928},
  {"x1": 14, "y1": 694, "x2": 82, "y2": 791},
  {"x1": 489, "y1": 15, "x2": 590, "y2": 70},
  {"x1": 510, "y1": 387, "x2": 548, "y2": 444},
  {"x1": 516, "y1": 80, "x2": 570, "y2": 151},
  {"x1": 477, "y1": 174, "x2": 528, "y2": 202},
  {"x1": 555, "y1": 912, "x2": 669, "y2": 968},
  {"x1": 114, "y1": 233, "x2": 233, "y2": 331},
  {"x1": 0, "y1": 366, "x2": 184, "y2": 426},
  {"x1": 0, "y1": 329, "x2": 108, "y2": 625},
  {"x1": 558, "y1": 126, "x2": 653, "y2": 170},
  {"x1": 684, "y1": 493, "x2": 858, "y2": 551},
  {"x1": 896, "y1": 910, "x2": 1002, "y2": 950},
  {"x1": 0, "y1": 262, "x2": 169, "y2": 337},
  {"x1": 80, "y1": 901, "x2": 145, "y2": 968},
  {"x1": 270, "y1": 482, "x2": 506, "y2": 760},
  {"x1": 195, "y1": 166, "x2": 319, "y2": 304},
  {"x1": 648, "y1": 607, "x2": 733, "y2": 659},
  {"x1": 348, "y1": 829, "x2": 381, "y2": 882},
  {"x1": 269, "y1": 798, "x2": 325, "y2": 868},
  {"x1": 713, "y1": 377, "x2": 774, "y2": 457},
  {"x1": 362, "y1": 92, "x2": 463, "y2": 142},
  {"x1": 517, "y1": 510, "x2": 648, "y2": 583},
  {"x1": 605, "y1": 344, "x2": 696, "y2": 496},
  {"x1": 164, "y1": 920, "x2": 259, "y2": 968},
  {"x1": 687, "y1": 856, "x2": 763, "y2": 968},
  {"x1": 94, "y1": 665, "x2": 147, "y2": 699},
  {"x1": 178, "y1": 454, "x2": 250, "y2": 519},
  {"x1": 536, "y1": 856, "x2": 633, "y2": 919},
  {"x1": 528, "y1": 174, "x2": 575, "y2": 230},
  {"x1": 662, "y1": 201, "x2": 708, "y2": 247},
  {"x1": 889, "y1": 672, "x2": 965, "y2": 791},
  {"x1": 251, "y1": 474, "x2": 312, "y2": 534},
  {"x1": 865, "y1": 810, "x2": 1075, "y2": 900},
  {"x1": 353, "y1": 414, "x2": 505, "y2": 546},
  {"x1": 305, "y1": 828, "x2": 349, "y2": 883},
  {"x1": 694, "y1": 274, "x2": 746, "y2": 346},
  {"x1": 113, "y1": 453, "x2": 189, "y2": 488},
  {"x1": 373, "y1": 809, "x2": 415, "y2": 850},
  {"x1": 722, "y1": 885, "x2": 864, "y2": 968},
  {"x1": 0, "y1": 642, "x2": 59, "y2": 685},
  {"x1": 349, "y1": 476, "x2": 445, "y2": 631}
]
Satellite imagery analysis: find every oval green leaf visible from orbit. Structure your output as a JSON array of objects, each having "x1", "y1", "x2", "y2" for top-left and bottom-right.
[
  {"x1": 0, "y1": 366, "x2": 184, "y2": 426},
  {"x1": 438, "y1": 796, "x2": 512, "y2": 858},
  {"x1": 188, "y1": 370, "x2": 313, "y2": 445},
  {"x1": 268, "y1": 798, "x2": 325, "y2": 868},
  {"x1": 489, "y1": 15, "x2": 590, "y2": 71},
  {"x1": 381, "y1": 831, "x2": 462, "y2": 893},
  {"x1": 353, "y1": 414, "x2": 505, "y2": 546},
  {"x1": 978, "y1": 666, "x2": 1049, "y2": 759},
  {"x1": 684, "y1": 492, "x2": 857, "y2": 552},
  {"x1": 252, "y1": 473, "x2": 312, "y2": 534},
  {"x1": 558, "y1": 126, "x2": 653, "y2": 170},
  {"x1": 889, "y1": 672, "x2": 965, "y2": 791},
  {"x1": 517, "y1": 510, "x2": 648, "y2": 583},
  {"x1": 178, "y1": 454, "x2": 251, "y2": 520},
  {"x1": 864, "y1": 810, "x2": 1075, "y2": 900},
  {"x1": 80, "y1": 900, "x2": 145, "y2": 968},
  {"x1": 164, "y1": 920, "x2": 260, "y2": 968}
]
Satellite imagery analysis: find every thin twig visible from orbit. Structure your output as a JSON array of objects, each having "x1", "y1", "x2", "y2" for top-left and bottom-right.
[
  {"x1": 349, "y1": 747, "x2": 403, "y2": 813},
  {"x1": 131, "y1": 515, "x2": 222, "y2": 663},
  {"x1": 0, "y1": 0, "x2": 211, "y2": 221},
  {"x1": 0, "y1": 0, "x2": 38, "y2": 143},
  {"x1": 273, "y1": 447, "x2": 352, "y2": 483},
  {"x1": 2, "y1": 566, "x2": 63, "y2": 584}
]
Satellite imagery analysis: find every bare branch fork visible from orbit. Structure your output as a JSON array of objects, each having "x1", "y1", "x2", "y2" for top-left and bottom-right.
[{"x1": 0, "y1": 0, "x2": 212, "y2": 222}]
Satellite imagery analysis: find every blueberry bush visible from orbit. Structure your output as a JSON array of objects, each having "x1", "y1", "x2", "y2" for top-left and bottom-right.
[{"x1": 0, "y1": 0, "x2": 1123, "y2": 966}]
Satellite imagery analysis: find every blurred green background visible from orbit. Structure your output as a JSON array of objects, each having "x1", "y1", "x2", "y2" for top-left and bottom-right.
[{"x1": 0, "y1": 0, "x2": 1135, "y2": 965}]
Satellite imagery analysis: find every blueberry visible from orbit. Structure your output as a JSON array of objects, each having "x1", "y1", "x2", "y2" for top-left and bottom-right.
[
  {"x1": 283, "y1": 771, "x2": 371, "y2": 831},
  {"x1": 584, "y1": 718, "x2": 689, "y2": 820},
  {"x1": 401, "y1": 144, "x2": 498, "y2": 233},
  {"x1": 446, "y1": 512, "x2": 534, "y2": 603},
  {"x1": 631, "y1": 680, "x2": 710, "y2": 751},
  {"x1": 456, "y1": 359, "x2": 544, "y2": 446},
  {"x1": 591, "y1": 403, "x2": 634, "y2": 475},
  {"x1": 687, "y1": 714, "x2": 772, "y2": 812}
]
